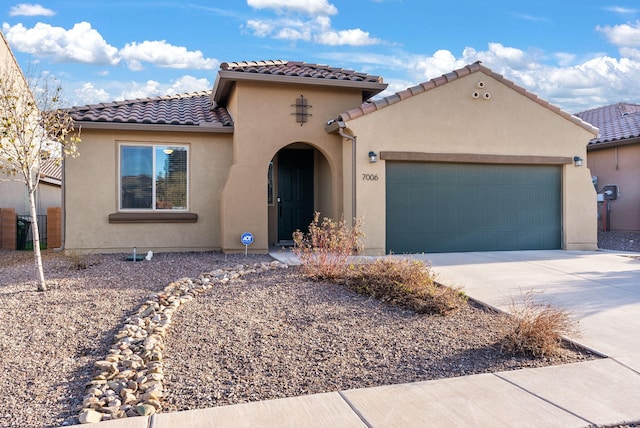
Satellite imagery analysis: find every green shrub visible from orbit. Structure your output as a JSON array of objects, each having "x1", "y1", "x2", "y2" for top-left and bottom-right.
[
  {"x1": 292, "y1": 212, "x2": 363, "y2": 280},
  {"x1": 344, "y1": 258, "x2": 467, "y2": 315},
  {"x1": 500, "y1": 290, "x2": 579, "y2": 357}
]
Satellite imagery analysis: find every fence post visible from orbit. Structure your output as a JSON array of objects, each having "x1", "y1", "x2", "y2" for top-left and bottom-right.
[
  {"x1": 47, "y1": 207, "x2": 62, "y2": 249},
  {"x1": 1, "y1": 208, "x2": 17, "y2": 250}
]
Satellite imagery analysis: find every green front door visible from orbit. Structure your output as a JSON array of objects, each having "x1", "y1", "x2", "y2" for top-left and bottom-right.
[
  {"x1": 277, "y1": 149, "x2": 314, "y2": 242},
  {"x1": 386, "y1": 162, "x2": 562, "y2": 253}
]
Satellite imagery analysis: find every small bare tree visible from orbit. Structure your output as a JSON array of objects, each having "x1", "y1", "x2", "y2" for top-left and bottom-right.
[{"x1": 0, "y1": 63, "x2": 80, "y2": 291}]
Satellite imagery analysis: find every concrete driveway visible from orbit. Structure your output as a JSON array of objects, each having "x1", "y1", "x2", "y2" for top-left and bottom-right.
[{"x1": 417, "y1": 250, "x2": 640, "y2": 361}]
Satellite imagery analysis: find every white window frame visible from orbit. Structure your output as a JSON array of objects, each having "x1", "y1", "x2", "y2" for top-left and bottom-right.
[{"x1": 118, "y1": 142, "x2": 190, "y2": 211}]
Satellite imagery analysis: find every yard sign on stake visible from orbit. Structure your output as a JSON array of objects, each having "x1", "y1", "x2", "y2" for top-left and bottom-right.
[{"x1": 241, "y1": 232, "x2": 254, "y2": 256}]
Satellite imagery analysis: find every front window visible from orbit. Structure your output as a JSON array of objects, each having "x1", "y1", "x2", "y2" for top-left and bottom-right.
[{"x1": 120, "y1": 144, "x2": 188, "y2": 210}]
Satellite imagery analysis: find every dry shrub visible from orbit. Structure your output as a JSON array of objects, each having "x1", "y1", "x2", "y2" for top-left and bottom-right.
[
  {"x1": 500, "y1": 290, "x2": 579, "y2": 357},
  {"x1": 344, "y1": 258, "x2": 467, "y2": 315},
  {"x1": 66, "y1": 249, "x2": 88, "y2": 270},
  {"x1": 292, "y1": 212, "x2": 363, "y2": 280}
]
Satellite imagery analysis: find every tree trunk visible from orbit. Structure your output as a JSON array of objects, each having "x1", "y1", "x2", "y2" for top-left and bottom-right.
[{"x1": 28, "y1": 185, "x2": 47, "y2": 292}]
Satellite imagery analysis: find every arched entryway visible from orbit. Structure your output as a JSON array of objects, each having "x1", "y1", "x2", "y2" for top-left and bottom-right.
[{"x1": 268, "y1": 143, "x2": 334, "y2": 247}]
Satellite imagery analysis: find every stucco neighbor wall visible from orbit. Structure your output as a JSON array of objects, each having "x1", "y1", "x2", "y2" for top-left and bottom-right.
[
  {"x1": 588, "y1": 144, "x2": 640, "y2": 232},
  {"x1": 64, "y1": 129, "x2": 233, "y2": 253},
  {"x1": 343, "y1": 70, "x2": 598, "y2": 254},
  {"x1": 219, "y1": 81, "x2": 363, "y2": 253}
]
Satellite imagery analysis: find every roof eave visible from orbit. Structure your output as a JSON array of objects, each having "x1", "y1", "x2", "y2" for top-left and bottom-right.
[
  {"x1": 212, "y1": 70, "x2": 387, "y2": 106},
  {"x1": 73, "y1": 121, "x2": 234, "y2": 134},
  {"x1": 39, "y1": 177, "x2": 61, "y2": 186},
  {"x1": 587, "y1": 135, "x2": 640, "y2": 151}
]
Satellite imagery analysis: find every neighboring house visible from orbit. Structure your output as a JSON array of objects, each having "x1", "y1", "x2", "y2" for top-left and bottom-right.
[
  {"x1": 576, "y1": 103, "x2": 640, "y2": 232},
  {"x1": 65, "y1": 60, "x2": 598, "y2": 255},
  {"x1": 1, "y1": 158, "x2": 61, "y2": 216},
  {"x1": 1, "y1": 30, "x2": 63, "y2": 251}
]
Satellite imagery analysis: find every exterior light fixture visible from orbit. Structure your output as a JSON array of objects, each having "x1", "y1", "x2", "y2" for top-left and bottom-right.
[
  {"x1": 368, "y1": 151, "x2": 378, "y2": 163},
  {"x1": 573, "y1": 156, "x2": 583, "y2": 167}
]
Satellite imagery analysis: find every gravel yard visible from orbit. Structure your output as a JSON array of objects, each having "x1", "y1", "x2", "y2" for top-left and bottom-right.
[{"x1": 0, "y1": 242, "x2": 621, "y2": 427}]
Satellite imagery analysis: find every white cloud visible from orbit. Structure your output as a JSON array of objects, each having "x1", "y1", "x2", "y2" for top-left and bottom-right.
[
  {"x1": 247, "y1": 0, "x2": 338, "y2": 15},
  {"x1": 118, "y1": 80, "x2": 162, "y2": 101},
  {"x1": 315, "y1": 28, "x2": 380, "y2": 46},
  {"x1": 604, "y1": 6, "x2": 638, "y2": 14},
  {"x1": 276, "y1": 26, "x2": 311, "y2": 42},
  {"x1": 2, "y1": 22, "x2": 119, "y2": 65},
  {"x1": 119, "y1": 41, "x2": 219, "y2": 71},
  {"x1": 246, "y1": 15, "x2": 381, "y2": 46},
  {"x1": 405, "y1": 43, "x2": 640, "y2": 113},
  {"x1": 597, "y1": 21, "x2": 640, "y2": 47},
  {"x1": 9, "y1": 3, "x2": 55, "y2": 16},
  {"x1": 73, "y1": 82, "x2": 111, "y2": 105},
  {"x1": 165, "y1": 75, "x2": 211, "y2": 94},
  {"x1": 116, "y1": 76, "x2": 212, "y2": 101},
  {"x1": 3, "y1": 22, "x2": 219, "y2": 72},
  {"x1": 246, "y1": 19, "x2": 274, "y2": 37},
  {"x1": 69, "y1": 75, "x2": 212, "y2": 106}
]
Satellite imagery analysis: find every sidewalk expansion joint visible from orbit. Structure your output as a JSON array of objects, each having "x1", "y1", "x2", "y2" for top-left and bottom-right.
[
  {"x1": 338, "y1": 391, "x2": 374, "y2": 428},
  {"x1": 492, "y1": 373, "x2": 596, "y2": 426},
  {"x1": 611, "y1": 357, "x2": 640, "y2": 376}
]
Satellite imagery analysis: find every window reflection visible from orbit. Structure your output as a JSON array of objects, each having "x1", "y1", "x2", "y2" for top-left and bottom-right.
[{"x1": 120, "y1": 145, "x2": 188, "y2": 210}]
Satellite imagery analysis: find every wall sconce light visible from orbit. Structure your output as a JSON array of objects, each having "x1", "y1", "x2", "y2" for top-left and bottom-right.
[
  {"x1": 368, "y1": 151, "x2": 378, "y2": 163},
  {"x1": 573, "y1": 156, "x2": 583, "y2": 167}
]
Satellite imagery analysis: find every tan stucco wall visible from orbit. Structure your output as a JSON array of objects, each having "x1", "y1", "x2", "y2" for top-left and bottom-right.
[
  {"x1": 220, "y1": 81, "x2": 363, "y2": 252},
  {"x1": 588, "y1": 144, "x2": 640, "y2": 231},
  {"x1": 344, "y1": 71, "x2": 598, "y2": 254},
  {"x1": 64, "y1": 129, "x2": 233, "y2": 253}
]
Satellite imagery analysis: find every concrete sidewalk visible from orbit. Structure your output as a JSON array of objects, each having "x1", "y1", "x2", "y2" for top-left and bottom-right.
[{"x1": 71, "y1": 250, "x2": 640, "y2": 427}]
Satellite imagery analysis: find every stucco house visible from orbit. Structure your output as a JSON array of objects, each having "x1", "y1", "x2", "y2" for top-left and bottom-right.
[
  {"x1": 64, "y1": 60, "x2": 598, "y2": 254},
  {"x1": 1, "y1": 31, "x2": 62, "y2": 249},
  {"x1": 1, "y1": 159, "x2": 61, "y2": 216},
  {"x1": 576, "y1": 103, "x2": 640, "y2": 232}
]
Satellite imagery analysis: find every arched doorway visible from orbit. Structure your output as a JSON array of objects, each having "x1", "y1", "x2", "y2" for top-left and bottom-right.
[{"x1": 268, "y1": 144, "x2": 334, "y2": 247}]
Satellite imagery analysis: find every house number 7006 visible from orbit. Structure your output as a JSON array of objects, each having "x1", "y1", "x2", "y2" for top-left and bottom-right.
[{"x1": 362, "y1": 173, "x2": 379, "y2": 181}]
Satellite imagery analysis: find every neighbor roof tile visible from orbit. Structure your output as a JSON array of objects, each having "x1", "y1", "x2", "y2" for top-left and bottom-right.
[{"x1": 576, "y1": 103, "x2": 640, "y2": 145}]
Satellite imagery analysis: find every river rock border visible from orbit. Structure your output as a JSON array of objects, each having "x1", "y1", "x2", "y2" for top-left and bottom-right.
[{"x1": 78, "y1": 260, "x2": 288, "y2": 424}]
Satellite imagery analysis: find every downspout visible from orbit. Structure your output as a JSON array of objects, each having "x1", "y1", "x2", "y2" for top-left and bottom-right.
[
  {"x1": 338, "y1": 127, "x2": 357, "y2": 227},
  {"x1": 325, "y1": 119, "x2": 357, "y2": 226}
]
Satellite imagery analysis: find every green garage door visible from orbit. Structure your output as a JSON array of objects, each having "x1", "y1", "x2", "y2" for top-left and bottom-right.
[{"x1": 386, "y1": 162, "x2": 561, "y2": 253}]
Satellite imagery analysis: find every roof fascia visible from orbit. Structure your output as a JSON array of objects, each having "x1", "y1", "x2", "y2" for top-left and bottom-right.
[
  {"x1": 74, "y1": 121, "x2": 234, "y2": 134},
  {"x1": 212, "y1": 70, "x2": 387, "y2": 106},
  {"x1": 587, "y1": 136, "x2": 640, "y2": 151}
]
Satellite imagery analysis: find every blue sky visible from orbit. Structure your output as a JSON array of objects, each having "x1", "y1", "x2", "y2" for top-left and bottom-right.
[{"x1": 2, "y1": 1, "x2": 640, "y2": 113}]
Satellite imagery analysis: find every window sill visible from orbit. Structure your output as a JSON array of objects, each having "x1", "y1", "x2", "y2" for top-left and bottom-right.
[{"x1": 108, "y1": 212, "x2": 198, "y2": 223}]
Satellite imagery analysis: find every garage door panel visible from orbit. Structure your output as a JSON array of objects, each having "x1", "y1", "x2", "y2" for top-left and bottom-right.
[{"x1": 386, "y1": 162, "x2": 561, "y2": 253}]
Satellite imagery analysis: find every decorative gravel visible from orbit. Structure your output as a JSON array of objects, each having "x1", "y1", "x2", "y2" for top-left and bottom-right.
[
  {"x1": 0, "y1": 247, "x2": 606, "y2": 427},
  {"x1": 598, "y1": 231, "x2": 640, "y2": 253}
]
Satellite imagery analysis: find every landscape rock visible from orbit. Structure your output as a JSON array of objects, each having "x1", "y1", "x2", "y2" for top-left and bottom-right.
[{"x1": 78, "y1": 409, "x2": 102, "y2": 424}]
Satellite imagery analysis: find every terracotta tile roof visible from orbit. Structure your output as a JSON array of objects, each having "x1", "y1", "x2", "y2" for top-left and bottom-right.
[
  {"x1": 67, "y1": 91, "x2": 233, "y2": 128},
  {"x1": 575, "y1": 103, "x2": 640, "y2": 145},
  {"x1": 220, "y1": 60, "x2": 384, "y2": 83},
  {"x1": 213, "y1": 60, "x2": 387, "y2": 105},
  {"x1": 338, "y1": 62, "x2": 598, "y2": 135}
]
